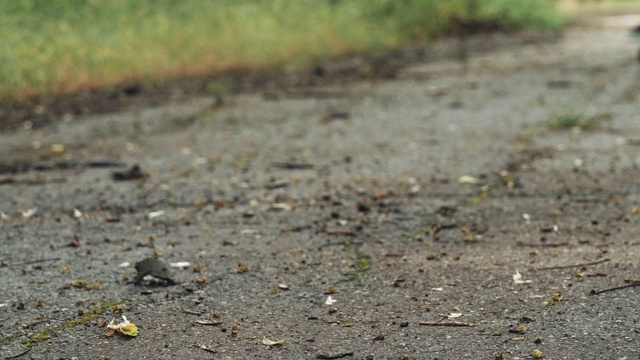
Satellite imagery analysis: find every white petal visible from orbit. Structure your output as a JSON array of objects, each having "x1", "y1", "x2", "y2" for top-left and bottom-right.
[
  {"x1": 325, "y1": 296, "x2": 337, "y2": 305},
  {"x1": 148, "y1": 210, "x2": 165, "y2": 219},
  {"x1": 170, "y1": 261, "x2": 191, "y2": 268}
]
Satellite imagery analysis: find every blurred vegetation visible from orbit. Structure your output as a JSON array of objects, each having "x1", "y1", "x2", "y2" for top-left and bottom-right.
[
  {"x1": 558, "y1": 0, "x2": 640, "y2": 13},
  {"x1": 0, "y1": 0, "x2": 568, "y2": 102},
  {"x1": 547, "y1": 108, "x2": 612, "y2": 131}
]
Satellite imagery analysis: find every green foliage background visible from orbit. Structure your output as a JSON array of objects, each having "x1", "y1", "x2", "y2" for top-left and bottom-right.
[{"x1": 0, "y1": 0, "x2": 566, "y2": 101}]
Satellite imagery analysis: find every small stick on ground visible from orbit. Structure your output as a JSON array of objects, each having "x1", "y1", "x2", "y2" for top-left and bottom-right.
[
  {"x1": 23, "y1": 319, "x2": 47, "y2": 329},
  {"x1": 419, "y1": 321, "x2": 476, "y2": 327},
  {"x1": 316, "y1": 352, "x2": 355, "y2": 359},
  {"x1": 518, "y1": 242, "x2": 569, "y2": 248},
  {"x1": 4, "y1": 348, "x2": 31, "y2": 359},
  {"x1": 319, "y1": 241, "x2": 363, "y2": 249},
  {"x1": 325, "y1": 229, "x2": 358, "y2": 237},
  {"x1": 1, "y1": 257, "x2": 61, "y2": 267},
  {"x1": 590, "y1": 280, "x2": 640, "y2": 295},
  {"x1": 536, "y1": 258, "x2": 610, "y2": 271},
  {"x1": 181, "y1": 308, "x2": 202, "y2": 315},
  {"x1": 270, "y1": 161, "x2": 314, "y2": 170}
]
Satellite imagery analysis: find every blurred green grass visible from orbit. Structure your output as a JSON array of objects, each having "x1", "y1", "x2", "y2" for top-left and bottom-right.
[{"x1": 0, "y1": 0, "x2": 566, "y2": 102}]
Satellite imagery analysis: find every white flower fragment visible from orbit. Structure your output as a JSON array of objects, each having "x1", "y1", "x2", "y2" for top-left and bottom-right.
[
  {"x1": 447, "y1": 312, "x2": 462, "y2": 319},
  {"x1": 21, "y1": 208, "x2": 37, "y2": 218},
  {"x1": 106, "y1": 315, "x2": 138, "y2": 337},
  {"x1": 513, "y1": 271, "x2": 532, "y2": 285},
  {"x1": 170, "y1": 261, "x2": 191, "y2": 268},
  {"x1": 73, "y1": 209, "x2": 82, "y2": 218},
  {"x1": 147, "y1": 210, "x2": 165, "y2": 219},
  {"x1": 325, "y1": 296, "x2": 337, "y2": 305}
]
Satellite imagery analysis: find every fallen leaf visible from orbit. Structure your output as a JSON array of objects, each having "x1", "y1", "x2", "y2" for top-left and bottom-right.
[
  {"x1": 262, "y1": 337, "x2": 285, "y2": 346},
  {"x1": 106, "y1": 316, "x2": 138, "y2": 337}
]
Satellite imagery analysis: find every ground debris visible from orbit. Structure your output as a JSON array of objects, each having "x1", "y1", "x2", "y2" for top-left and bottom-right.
[
  {"x1": 321, "y1": 112, "x2": 350, "y2": 123},
  {"x1": 0, "y1": 176, "x2": 66, "y2": 186},
  {"x1": 265, "y1": 179, "x2": 289, "y2": 189},
  {"x1": 545, "y1": 292, "x2": 570, "y2": 305},
  {"x1": 262, "y1": 337, "x2": 285, "y2": 346},
  {"x1": 590, "y1": 279, "x2": 640, "y2": 295},
  {"x1": 517, "y1": 242, "x2": 569, "y2": 248},
  {"x1": 235, "y1": 261, "x2": 251, "y2": 273},
  {"x1": 105, "y1": 316, "x2": 138, "y2": 337},
  {"x1": 3, "y1": 348, "x2": 31, "y2": 359},
  {"x1": 270, "y1": 160, "x2": 314, "y2": 170},
  {"x1": 112, "y1": 164, "x2": 149, "y2": 181},
  {"x1": 192, "y1": 343, "x2": 217, "y2": 353},
  {"x1": 534, "y1": 258, "x2": 609, "y2": 271},
  {"x1": 325, "y1": 229, "x2": 358, "y2": 237},
  {"x1": 181, "y1": 308, "x2": 202, "y2": 315},
  {"x1": 316, "y1": 351, "x2": 355, "y2": 359},
  {"x1": 419, "y1": 321, "x2": 476, "y2": 327},
  {"x1": 0, "y1": 257, "x2": 60, "y2": 267},
  {"x1": 104, "y1": 214, "x2": 120, "y2": 222},
  {"x1": 134, "y1": 258, "x2": 177, "y2": 285},
  {"x1": 195, "y1": 320, "x2": 223, "y2": 326},
  {"x1": 0, "y1": 159, "x2": 125, "y2": 175}
]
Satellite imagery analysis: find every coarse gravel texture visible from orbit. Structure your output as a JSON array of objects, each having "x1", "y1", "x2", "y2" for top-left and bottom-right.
[{"x1": 1, "y1": 14, "x2": 640, "y2": 360}]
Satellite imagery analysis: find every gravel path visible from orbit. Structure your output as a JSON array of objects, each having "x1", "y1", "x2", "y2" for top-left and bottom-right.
[{"x1": 1, "y1": 15, "x2": 640, "y2": 359}]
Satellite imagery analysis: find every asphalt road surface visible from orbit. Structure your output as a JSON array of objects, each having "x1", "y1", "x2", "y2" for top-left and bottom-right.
[{"x1": 1, "y1": 14, "x2": 640, "y2": 360}]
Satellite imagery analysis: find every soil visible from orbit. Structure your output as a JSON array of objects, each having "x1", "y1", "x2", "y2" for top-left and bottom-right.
[{"x1": 1, "y1": 14, "x2": 640, "y2": 360}]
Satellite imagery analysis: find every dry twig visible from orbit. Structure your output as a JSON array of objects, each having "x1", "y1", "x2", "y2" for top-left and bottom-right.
[
  {"x1": 591, "y1": 279, "x2": 640, "y2": 295},
  {"x1": 4, "y1": 348, "x2": 31, "y2": 359},
  {"x1": 1, "y1": 257, "x2": 61, "y2": 267},
  {"x1": 270, "y1": 161, "x2": 314, "y2": 170},
  {"x1": 325, "y1": 229, "x2": 358, "y2": 237},
  {"x1": 536, "y1": 258, "x2": 610, "y2": 271},
  {"x1": 181, "y1": 308, "x2": 202, "y2": 315},
  {"x1": 419, "y1": 321, "x2": 476, "y2": 327}
]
